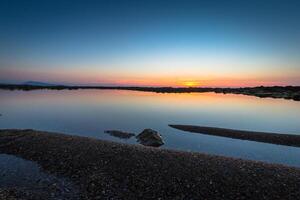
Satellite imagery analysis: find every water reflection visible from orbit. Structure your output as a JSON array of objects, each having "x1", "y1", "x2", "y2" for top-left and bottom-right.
[
  {"x1": 0, "y1": 154, "x2": 78, "y2": 198},
  {"x1": 0, "y1": 89, "x2": 300, "y2": 166}
]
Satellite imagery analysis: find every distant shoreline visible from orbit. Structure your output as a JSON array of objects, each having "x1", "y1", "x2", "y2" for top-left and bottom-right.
[
  {"x1": 169, "y1": 125, "x2": 300, "y2": 147},
  {"x1": 1, "y1": 84, "x2": 300, "y2": 101},
  {"x1": 1, "y1": 129, "x2": 300, "y2": 199}
]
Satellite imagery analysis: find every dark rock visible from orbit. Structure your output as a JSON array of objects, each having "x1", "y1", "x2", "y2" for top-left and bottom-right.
[
  {"x1": 104, "y1": 130, "x2": 135, "y2": 139},
  {"x1": 136, "y1": 129, "x2": 164, "y2": 147},
  {"x1": 292, "y1": 94, "x2": 300, "y2": 101}
]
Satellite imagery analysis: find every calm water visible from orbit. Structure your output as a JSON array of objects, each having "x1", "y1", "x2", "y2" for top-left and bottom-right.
[
  {"x1": 0, "y1": 154, "x2": 78, "y2": 198},
  {"x1": 1, "y1": 89, "x2": 300, "y2": 167}
]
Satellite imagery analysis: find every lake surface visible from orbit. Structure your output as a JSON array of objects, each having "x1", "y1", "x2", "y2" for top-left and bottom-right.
[{"x1": 1, "y1": 89, "x2": 300, "y2": 167}]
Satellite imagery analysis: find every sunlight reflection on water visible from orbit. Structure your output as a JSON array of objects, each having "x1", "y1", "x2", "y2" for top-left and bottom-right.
[{"x1": 0, "y1": 89, "x2": 300, "y2": 167}]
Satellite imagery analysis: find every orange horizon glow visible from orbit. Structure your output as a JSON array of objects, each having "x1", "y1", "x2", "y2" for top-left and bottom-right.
[
  {"x1": 106, "y1": 77, "x2": 300, "y2": 88},
  {"x1": 182, "y1": 81, "x2": 201, "y2": 87},
  {"x1": 1, "y1": 1, "x2": 300, "y2": 90},
  {"x1": 1, "y1": 67, "x2": 300, "y2": 88}
]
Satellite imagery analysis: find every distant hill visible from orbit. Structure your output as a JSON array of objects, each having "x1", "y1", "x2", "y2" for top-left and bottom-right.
[{"x1": 23, "y1": 81, "x2": 58, "y2": 86}]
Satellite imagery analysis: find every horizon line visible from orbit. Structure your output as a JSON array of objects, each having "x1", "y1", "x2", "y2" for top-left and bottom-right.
[{"x1": 1, "y1": 82, "x2": 300, "y2": 89}]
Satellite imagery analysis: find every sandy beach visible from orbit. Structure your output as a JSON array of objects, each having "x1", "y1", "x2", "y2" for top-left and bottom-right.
[
  {"x1": 0, "y1": 129, "x2": 300, "y2": 199},
  {"x1": 169, "y1": 124, "x2": 300, "y2": 147}
]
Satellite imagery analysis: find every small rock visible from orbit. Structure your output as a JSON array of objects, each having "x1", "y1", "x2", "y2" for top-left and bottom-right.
[
  {"x1": 104, "y1": 130, "x2": 135, "y2": 139},
  {"x1": 136, "y1": 129, "x2": 164, "y2": 147}
]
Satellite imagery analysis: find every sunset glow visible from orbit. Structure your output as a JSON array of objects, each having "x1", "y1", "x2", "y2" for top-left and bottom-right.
[
  {"x1": 0, "y1": 0, "x2": 299, "y2": 87},
  {"x1": 182, "y1": 81, "x2": 200, "y2": 87},
  {"x1": 1, "y1": 1, "x2": 300, "y2": 199}
]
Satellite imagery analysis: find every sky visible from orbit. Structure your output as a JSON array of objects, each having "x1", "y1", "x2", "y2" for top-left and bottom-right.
[{"x1": 0, "y1": 0, "x2": 300, "y2": 87}]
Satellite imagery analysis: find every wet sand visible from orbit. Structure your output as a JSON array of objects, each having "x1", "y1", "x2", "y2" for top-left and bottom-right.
[
  {"x1": 169, "y1": 125, "x2": 300, "y2": 147},
  {"x1": 1, "y1": 129, "x2": 300, "y2": 199}
]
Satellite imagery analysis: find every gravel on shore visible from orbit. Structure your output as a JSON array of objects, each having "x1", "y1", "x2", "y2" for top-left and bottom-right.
[
  {"x1": 1, "y1": 129, "x2": 300, "y2": 199},
  {"x1": 170, "y1": 124, "x2": 300, "y2": 147}
]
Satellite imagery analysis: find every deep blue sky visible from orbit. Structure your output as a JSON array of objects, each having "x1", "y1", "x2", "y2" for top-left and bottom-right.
[{"x1": 0, "y1": 0, "x2": 300, "y2": 86}]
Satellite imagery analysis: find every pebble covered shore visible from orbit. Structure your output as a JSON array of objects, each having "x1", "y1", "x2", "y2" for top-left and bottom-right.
[{"x1": 0, "y1": 129, "x2": 300, "y2": 199}]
